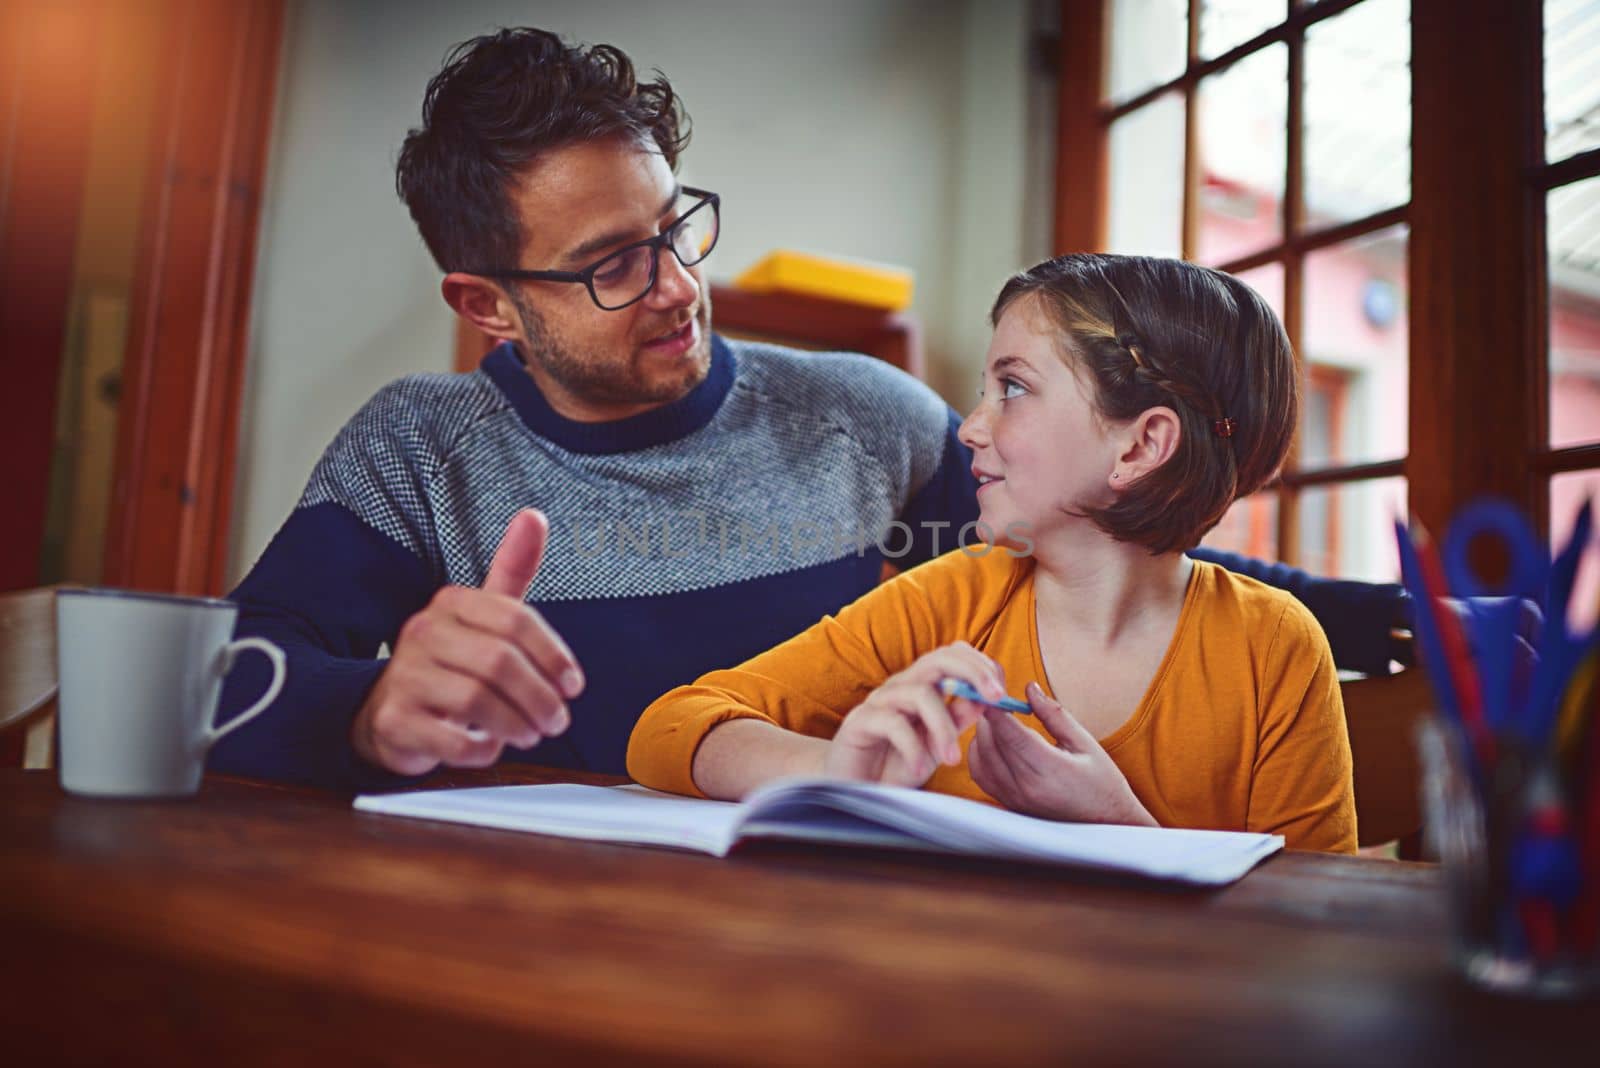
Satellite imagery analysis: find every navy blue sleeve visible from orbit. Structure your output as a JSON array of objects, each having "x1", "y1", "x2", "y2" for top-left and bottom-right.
[
  {"x1": 1188, "y1": 545, "x2": 1408, "y2": 676},
  {"x1": 209, "y1": 502, "x2": 437, "y2": 793},
  {"x1": 895, "y1": 409, "x2": 980, "y2": 567}
]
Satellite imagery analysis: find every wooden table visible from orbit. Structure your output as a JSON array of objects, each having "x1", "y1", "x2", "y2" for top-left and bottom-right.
[{"x1": 0, "y1": 766, "x2": 1591, "y2": 1066}]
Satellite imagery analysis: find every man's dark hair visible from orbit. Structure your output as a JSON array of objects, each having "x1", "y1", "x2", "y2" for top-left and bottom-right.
[{"x1": 396, "y1": 28, "x2": 691, "y2": 272}]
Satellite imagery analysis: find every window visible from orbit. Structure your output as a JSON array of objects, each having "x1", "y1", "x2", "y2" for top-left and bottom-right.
[
  {"x1": 1092, "y1": 0, "x2": 1411, "y2": 578},
  {"x1": 1541, "y1": 0, "x2": 1600, "y2": 624},
  {"x1": 1056, "y1": 0, "x2": 1600, "y2": 597}
]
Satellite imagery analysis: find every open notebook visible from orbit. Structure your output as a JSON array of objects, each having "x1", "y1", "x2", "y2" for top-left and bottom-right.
[{"x1": 354, "y1": 778, "x2": 1284, "y2": 887}]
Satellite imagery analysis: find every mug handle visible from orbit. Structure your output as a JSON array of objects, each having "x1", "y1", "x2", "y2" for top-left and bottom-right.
[{"x1": 205, "y1": 637, "x2": 288, "y2": 747}]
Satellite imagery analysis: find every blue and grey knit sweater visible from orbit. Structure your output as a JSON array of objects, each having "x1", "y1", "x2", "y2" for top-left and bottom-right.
[{"x1": 212, "y1": 335, "x2": 1404, "y2": 792}]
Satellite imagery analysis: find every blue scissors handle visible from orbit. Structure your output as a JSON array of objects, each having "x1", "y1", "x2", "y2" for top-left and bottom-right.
[
  {"x1": 1441, "y1": 499, "x2": 1547, "y2": 600},
  {"x1": 1440, "y1": 500, "x2": 1547, "y2": 733}
]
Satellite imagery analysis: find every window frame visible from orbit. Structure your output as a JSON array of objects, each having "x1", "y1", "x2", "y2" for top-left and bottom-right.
[{"x1": 1054, "y1": 0, "x2": 1573, "y2": 566}]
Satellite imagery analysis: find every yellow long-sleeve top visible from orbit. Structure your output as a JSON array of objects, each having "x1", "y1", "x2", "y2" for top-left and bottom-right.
[{"x1": 627, "y1": 548, "x2": 1358, "y2": 853}]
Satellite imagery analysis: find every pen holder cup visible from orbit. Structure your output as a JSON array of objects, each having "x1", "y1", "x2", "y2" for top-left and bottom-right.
[{"x1": 1417, "y1": 718, "x2": 1600, "y2": 998}]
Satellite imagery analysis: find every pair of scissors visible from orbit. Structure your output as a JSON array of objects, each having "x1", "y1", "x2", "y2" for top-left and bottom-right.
[{"x1": 1440, "y1": 498, "x2": 1551, "y2": 738}]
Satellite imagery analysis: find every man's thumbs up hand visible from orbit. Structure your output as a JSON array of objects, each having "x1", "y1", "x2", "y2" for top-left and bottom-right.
[
  {"x1": 483, "y1": 507, "x2": 548, "y2": 600},
  {"x1": 352, "y1": 509, "x2": 586, "y2": 777}
]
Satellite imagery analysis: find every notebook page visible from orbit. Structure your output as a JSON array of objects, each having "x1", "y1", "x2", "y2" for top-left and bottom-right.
[
  {"x1": 354, "y1": 784, "x2": 746, "y2": 855},
  {"x1": 736, "y1": 800, "x2": 951, "y2": 852},
  {"x1": 741, "y1": 779, "x2": 1284, "y2": 886}
]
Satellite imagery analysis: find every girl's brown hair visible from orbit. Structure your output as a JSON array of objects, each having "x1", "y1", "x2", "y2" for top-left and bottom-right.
[{"x1": 991, "y1": 254, "x2": 1298, "y2": 554}]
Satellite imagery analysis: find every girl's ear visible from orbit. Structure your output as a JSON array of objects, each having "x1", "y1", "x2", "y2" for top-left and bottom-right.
[
  {"x1": 442, "y1": 273, "x2": 522, "y2": 343},
  {"x1": 1109, "y1": 406, "x2": 1182, "y2": 490}
]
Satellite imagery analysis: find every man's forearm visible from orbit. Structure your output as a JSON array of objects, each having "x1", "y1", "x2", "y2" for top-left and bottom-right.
[
  {"x1": 208, "y1": 501, "x2": 437, "y2": 790},
  {"x1": 209, "y1": 625, "x2": 409, "y2": 791}
]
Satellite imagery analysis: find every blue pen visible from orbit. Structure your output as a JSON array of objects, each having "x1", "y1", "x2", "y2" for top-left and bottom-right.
[{"x1": 938, "y1": 677, "x2": 1032, "y2": 714}]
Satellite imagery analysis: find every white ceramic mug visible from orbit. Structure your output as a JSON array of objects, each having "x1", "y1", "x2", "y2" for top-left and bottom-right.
[{"x1": 55, "y1": 589, "x2": 287, "y2": 798}]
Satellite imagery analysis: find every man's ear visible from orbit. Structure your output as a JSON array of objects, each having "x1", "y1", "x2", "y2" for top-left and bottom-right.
[
  {"x1": 442, "y1": 273, "x2": 521, "y2": 343},
  {"x1": 1109, "y1": 406, "x2": 1182, "y2": 490}
]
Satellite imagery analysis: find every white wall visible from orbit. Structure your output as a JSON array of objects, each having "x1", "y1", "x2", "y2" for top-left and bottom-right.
[{"x1": 231, "y1": 0, "x2": 1039, "y2": 583}]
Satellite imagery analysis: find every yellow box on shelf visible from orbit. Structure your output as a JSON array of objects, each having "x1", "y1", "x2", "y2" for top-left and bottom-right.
[{"x1": 733, "y1": 250, "x2": 914, "y2": 311}]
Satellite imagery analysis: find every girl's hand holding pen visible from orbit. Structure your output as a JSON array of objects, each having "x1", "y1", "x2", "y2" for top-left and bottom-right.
[
  {"x1": 823, "y1": 642, "x2": 1003, "y2": 787},
  {"x1": 937, "y1": 678, "x2": 1032, "y2": 713},
  {"x1": 968, "y1": 682, "x2": 1159, "y2": 828}
]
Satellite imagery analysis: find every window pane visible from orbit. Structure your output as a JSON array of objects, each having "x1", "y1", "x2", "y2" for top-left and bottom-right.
[
  {"x1": 1303, "y1": 0, "x2": 1410, "y2": 228},
  {"x1": 1548, "y1": 176, "x2": 1600, "y2": 449},
  {"x1": 1107, "y1": 0, "x2": 1189, "y2": 103},
  {"x1": 1296, "y1": 476, "x2": 1406, "y2": 582},
  {"x1": 1108, "y1": 95, "x2": 1185, "y2": 257},
  {"x1": 1196, "y1": 44, "x2": 1287, "y2": 265},
  {"x1": 1545, "y1": 0, "x2": 1600, "y2": 163},
  {"x1": 1202, "y1": 490, "x2": 1279, "y2": 560},
  {"x1": 1199, "y1": 0, "x2": 1286, "y2": 59},
  {"x1": 1552, "y1": 470, "x2": 1600, "y2": 632},
  {"x1": 1302, "y1": 225, "x2": 1409, "y2": 468}
]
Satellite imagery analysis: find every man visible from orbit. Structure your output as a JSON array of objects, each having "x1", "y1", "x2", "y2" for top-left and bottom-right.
[{"x1": 212, "y1": 28, "x2": 1409, "y2": 791}]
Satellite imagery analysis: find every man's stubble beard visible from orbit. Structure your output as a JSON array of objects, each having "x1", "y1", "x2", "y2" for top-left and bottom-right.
[{"x1": 510, "y1": 289, "x2": 714, "y2": 409}]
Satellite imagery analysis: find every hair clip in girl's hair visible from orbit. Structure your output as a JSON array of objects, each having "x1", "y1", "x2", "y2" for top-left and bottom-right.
[
  {"x1": 1212, "y1": 417, "x2": 1237, "y2": 439},
  {"x1": 1118, "y1": 333, "x2": 1146, "y2": 369}
]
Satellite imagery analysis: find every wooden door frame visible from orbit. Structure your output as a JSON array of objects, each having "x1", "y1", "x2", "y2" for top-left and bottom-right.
[
  {"x1": 101, "y1": 0, "x2": 286, "y2": 596},
  {"x1": 1052, "y1": 0, "x2": 1107, "y2": 255}
]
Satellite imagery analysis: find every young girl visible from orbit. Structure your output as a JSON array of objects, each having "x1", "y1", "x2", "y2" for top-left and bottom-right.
[{"x1": 625, "y1": 254, "x2": 1357, "y2": 853}]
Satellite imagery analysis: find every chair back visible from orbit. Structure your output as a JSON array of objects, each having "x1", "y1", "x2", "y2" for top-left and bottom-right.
[
  {"x1": 0, "y1": 586, "x2": 59, "y2": 767},
  {"x1": 1341, "y1": 667, "x2": 1433, "y2": 855}
]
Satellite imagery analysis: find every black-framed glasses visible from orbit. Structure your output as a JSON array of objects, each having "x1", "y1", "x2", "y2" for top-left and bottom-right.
[{"x1": 464, "y1": 187, "x2": 720, "y2": 311}]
